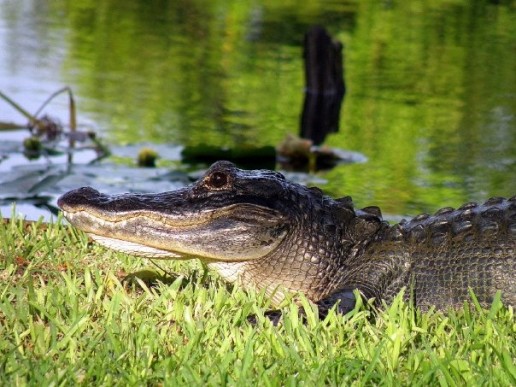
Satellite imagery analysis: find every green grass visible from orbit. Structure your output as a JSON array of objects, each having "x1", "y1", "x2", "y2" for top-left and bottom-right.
[{"x1": 0, "y1": 215, "x2": 515, "y2": 386}]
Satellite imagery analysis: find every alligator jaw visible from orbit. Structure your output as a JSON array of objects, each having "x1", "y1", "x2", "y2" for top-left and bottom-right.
[
  {"x1": 58, "y1": 186, "x2": 289, "y2": 263},
  {"x1": 87, "y1": 234, "x2": 183, "y2": 259}
]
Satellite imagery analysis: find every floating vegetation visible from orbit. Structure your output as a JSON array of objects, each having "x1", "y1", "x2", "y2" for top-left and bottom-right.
[
  {"x1": 22, "y1": 136, "x2": 43, "y2": 159},
  {"x1": 181, "y1": 144, "x2": 276, "y2": 170},
  {"x1": 137, "y1": 147, "x2": 159, "y2": 167},
  {"x1": 0, "y1": 88, "x2": 112, "y2": 218},
  {"x1": 182, "y1": 135, "x2": 366, "y2": 172},
  {"x1": 276, "y1": 134, "x2": 367, "y2": 172},
  {"x1": 0, "y1": 87, "x2": 109, "y2": 161}
]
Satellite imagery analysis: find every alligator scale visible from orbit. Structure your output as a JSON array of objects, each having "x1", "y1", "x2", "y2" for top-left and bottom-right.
[{"x1": 58, "y1": 161, "x2": 515, "y2": 318}]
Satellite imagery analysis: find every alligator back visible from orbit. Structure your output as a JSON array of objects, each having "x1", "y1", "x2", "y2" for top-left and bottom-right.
[{"x1": 385, "y1": 197, "x2": 516, "y2": 309}]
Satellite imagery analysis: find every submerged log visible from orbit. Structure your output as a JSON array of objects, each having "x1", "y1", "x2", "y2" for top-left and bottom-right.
[{"x1": 300, "y1": 26, "x2": 345, "y2": 145}]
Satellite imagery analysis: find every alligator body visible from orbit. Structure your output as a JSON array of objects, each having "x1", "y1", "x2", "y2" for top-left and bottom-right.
[{"x1": 58, "y1": 161, "x2": 515, "y2": 318}]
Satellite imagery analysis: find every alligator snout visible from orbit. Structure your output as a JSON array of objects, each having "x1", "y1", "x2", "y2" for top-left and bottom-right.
[{"x1": 57, "y1": 187, "x2": 103, "y2": 211}]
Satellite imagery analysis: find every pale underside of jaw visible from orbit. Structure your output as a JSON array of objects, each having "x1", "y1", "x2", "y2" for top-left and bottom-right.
[{"x1": 89, "y1": 234, "x2": 184, "y2": 259}]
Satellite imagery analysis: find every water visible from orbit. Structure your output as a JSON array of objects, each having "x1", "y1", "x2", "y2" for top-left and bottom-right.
[{"x1": 0, "y1": 0, "x2": 515, "y2": 221}]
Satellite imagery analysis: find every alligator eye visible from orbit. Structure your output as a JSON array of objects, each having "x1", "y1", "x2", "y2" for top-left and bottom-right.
[{"x1": 207, "y1": 171, "x2": 229, "y2": 189}]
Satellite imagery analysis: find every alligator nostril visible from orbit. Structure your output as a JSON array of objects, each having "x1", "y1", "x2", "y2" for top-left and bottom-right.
[
  {"x1": 57, "y1": 196, "x2": 65, "y2": 209},
  {"x1": 57, "y1": 186, "x2": 101, "y2": 209}
]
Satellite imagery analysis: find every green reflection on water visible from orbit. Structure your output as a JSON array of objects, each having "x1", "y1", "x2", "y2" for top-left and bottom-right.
[
  {"x1": 2, "y1": 0, "x2": 515, "y2": 215},
  {"x1": 324, "y1": 0, "x2": 515, "y2": 213},
  {"x1": 60, "y1": 0, "x2": 318, "y2": 147}
]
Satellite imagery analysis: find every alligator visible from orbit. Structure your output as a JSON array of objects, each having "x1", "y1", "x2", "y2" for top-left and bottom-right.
[{"x1": 58, "y1": 161, "x2": 515, "y2": 321}]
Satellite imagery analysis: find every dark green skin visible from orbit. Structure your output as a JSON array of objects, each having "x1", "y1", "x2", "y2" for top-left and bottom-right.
[{"x1": 58, "y1": 161, "x2": 516, "y2": 320}]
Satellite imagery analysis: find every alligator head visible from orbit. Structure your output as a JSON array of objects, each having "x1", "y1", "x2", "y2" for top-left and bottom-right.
[{"x1": 58, "y1": 160, "x2": 384, "y2": 305}]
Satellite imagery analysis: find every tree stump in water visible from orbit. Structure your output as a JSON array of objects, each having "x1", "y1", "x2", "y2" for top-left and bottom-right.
[{"x1": 300, "y1": 26, "x2": 345, "y2": 145}]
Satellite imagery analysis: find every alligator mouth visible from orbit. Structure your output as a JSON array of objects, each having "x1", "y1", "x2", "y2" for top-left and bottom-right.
[{"x1": 58, "y1": 187, "x2": 288, "y2": 262}]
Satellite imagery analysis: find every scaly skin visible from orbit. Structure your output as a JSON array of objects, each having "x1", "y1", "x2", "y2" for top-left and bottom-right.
[
  {"x1": 328, "y1": 197, "x2": 515, "y2": 312},
  {"x1": 58, "y1": 161, "x2": 515, "y2": 319}
]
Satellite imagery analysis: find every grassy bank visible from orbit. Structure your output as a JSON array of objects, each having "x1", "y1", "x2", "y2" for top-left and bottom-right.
[{"x1": 0, "y1": 215, "x2": 515, "y2": 386}]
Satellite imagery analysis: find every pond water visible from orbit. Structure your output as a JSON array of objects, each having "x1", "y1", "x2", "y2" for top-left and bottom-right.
[{"x1": 0, "y1": 0, "x2": 515, "y2": 221}]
